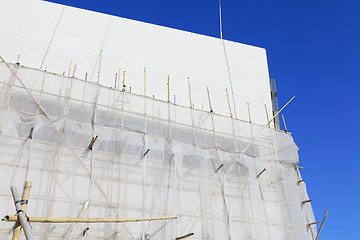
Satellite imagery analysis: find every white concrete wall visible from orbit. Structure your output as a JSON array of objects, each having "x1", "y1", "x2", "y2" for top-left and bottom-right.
[{"x1": 0, "y1": 0, "x2": 273, "y2": 125}]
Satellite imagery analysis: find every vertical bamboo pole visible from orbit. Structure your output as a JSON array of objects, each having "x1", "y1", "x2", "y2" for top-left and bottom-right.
[
  {"x1": 188, "y1": 77, "x2": 192, "y2": 108},
  {"x1": 16, "y1": 55, "x2": 20, "y2": 65},
  {"x1": 264, "y1": 104, "x2": 270, "y2": 124},
  {"x1": 247, "y1": 101, "x2": 251, "y2": 123},
  {"x1": 117, "y1": 68, "x2": 121, "y2": 90},
  {"x1": 97, "y1": 51, "x2": 102, "y2": 84},
  {"x1": 206, "y1": 87, "x2": 213, "y2": 112},
  {"x1": 67, "y1": 60, "x2": 72, "y2": 77},
  {"x1": 226, "y1": 89, "x2": 232, "y2": 117},
  {"x1": 315, "y1": 209, "x2": 329, "y2": 240},
  {"x1": 282, "y1": 115, "x2": 288, "y2": 132},
  {"x1": 122, "y1": 71, "x2": 126, "y2": 91},
  {"x1": 188, "y1": 77, "x2": 196, "y2": 144},
  {"x1": 12, "y1": 182, "x2": 32, "y2": 240}
]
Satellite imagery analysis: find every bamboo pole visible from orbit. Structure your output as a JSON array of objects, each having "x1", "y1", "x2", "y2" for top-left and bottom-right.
[
  {"x1": 247, "y1": 101, "x2": 251, "y2": 123},
  {"x1": 176, "y1": 232, "x2": 194, "y2": 240},
  {"x1": 67, "y1": 60, "x2": 72, "y2": 77},
  {"x1": 256, "y1": 168, "x2": 266, "y2": 178},
  {"x1": 10, "y1": 187, "x2": 33, "y2": 240},
  {"x1": 188, "y1": 77, "x2": 192, "y2": 108},
  {"x1": 302, "y1": 199, "x2": 312, "y2": 204},
  {"x1": 206, "y1": 87, "x2": 213, "y2": 112},
  {"x1": 226, "y1": 89, "x2": 232, "y2": 117},
  {"x1": 122, "y1": 71, "x2": 126, "y2": 91},
  {"x1": 315, "y1": 209, "x2": 329, "y2": 240},
  {"x1": 5, "y1": 215, "x2": 177, "y2": 223},
  {"x1": 215, "y1": 164, "x2": 224, "y2": 173},
  {"x1": 97, "y1": 51, "x2": 102, "y2": 84},
  {"x1": 264, "y1": 104, "x2": 269, "y2": 123},
  {"x1": 12, "y1": 182, "x2": 32, "y2": 240},
  {"x1": 282, "y1": 114, "x2": 288, "y2": 132},
  {"x1": 16, "y1": 55, "x2": 20, "y2": 65},
  {"x1": 117, "y1": 68, "x2": 121, "y2": 90}
]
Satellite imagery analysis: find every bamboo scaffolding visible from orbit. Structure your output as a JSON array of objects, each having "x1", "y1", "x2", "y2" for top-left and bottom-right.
[
  {"x1": 12, "y1": 182, "x2": 32, "y2": 240},
  {"x1": 315, "y1": 209, "x2": 329, "y2": 240},
  {"x1": 247, "y1": 101, "x2": 251, "y2": 123},
  {"x1": 10, "y1": 187, "x2": 33, "y2": 240},
  {"x1": 5, "y1": 215, "x2": 178, "y2": 223},
  {"x1": 0, "y1": 57, "x2": 136, "y2": 239},
  {"x1": 189, "y1": 96, "x2": 296, "y2": 232}
]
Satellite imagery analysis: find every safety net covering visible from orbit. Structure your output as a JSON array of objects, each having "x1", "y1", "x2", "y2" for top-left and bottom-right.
[{"x1": 0, "y1": 62, "x2": 316, "y2": 239}]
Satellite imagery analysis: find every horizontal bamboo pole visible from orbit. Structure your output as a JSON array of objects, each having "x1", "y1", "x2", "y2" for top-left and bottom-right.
[{"x1": 4, "y1": 215, "x2": 177, "y2": 223}]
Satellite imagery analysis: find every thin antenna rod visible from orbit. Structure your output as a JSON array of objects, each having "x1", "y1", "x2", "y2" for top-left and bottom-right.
[
  {"x1": 188, "y1": 77, "x2": 192, "y2": 108},
  {"x1": 97, "y1": 50, "x2": 102, "y2": 84}
]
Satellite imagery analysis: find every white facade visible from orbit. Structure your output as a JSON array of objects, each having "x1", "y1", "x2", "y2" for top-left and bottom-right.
[{"x1": 0, "y1": 0, "x2": 272, "y2": 125}]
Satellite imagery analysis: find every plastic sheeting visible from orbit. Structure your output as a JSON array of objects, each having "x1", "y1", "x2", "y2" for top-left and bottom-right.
[{"x1": 0, "y1": 62, "x2": 316, "y2": 239}]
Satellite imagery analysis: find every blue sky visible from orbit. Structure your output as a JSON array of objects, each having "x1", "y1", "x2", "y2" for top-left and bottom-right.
[{"x1": 48, "y1": 1, "x2": 360, "y2": 239}]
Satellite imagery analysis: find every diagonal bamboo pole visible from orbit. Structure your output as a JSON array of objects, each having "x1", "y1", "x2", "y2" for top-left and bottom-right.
[
  {"x1": 12, "y1": 182, "x2": 32, "y2": 240},
  {"x1": 10, "y1": 187, "x2": 33, "y2": 240},
  {"x1": 315, "y1": 209, "x2": 329, "y2": 240}
]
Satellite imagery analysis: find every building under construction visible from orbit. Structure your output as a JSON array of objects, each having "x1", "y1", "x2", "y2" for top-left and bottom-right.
[{"x1": 0, "y1": 0, "x2": 317, "y2": 239}]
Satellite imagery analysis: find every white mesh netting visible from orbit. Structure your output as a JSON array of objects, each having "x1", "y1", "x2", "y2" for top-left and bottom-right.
[{"x1": 0, "y1": 62, "x2": 316, "y2": 239}]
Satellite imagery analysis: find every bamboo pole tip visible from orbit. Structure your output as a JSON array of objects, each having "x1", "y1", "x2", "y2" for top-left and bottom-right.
[
  {"x1": 4, "y1": 215, "x2": 10, "y2": 221},
  {"x1": 24, "y1": 181, "x2": 32, "y2": 187}
]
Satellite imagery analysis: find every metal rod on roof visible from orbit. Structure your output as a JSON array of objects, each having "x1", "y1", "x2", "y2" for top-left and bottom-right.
[
  {"x1": 315, "y1": 209, "x2": 329, "y2": 240},
  {"x1": 97, "y1": 50, "x2": 102, "y2": 84},
  {"x1": 188, "y1": 77, "x2": 192, "y2": 108},
  {"x1": 206, "y1": 87, "x2": 213, "y2": 112},
  {"x1": 226, "y1": 89, "x2": 232, "y2": 117},
  {"x1": 10, "y1": 187, "x2": 33, "y2": 240},
  {"x1": 4, "y1": 215, "x2": 178, "y2": 223},
  {"x1": 167, "y1": 76, "x2": 170, "y2": 102},
  {"x1": 114, "y1": 73, "x2": 117, "y2": 88},
  {"x1": 12, "y1": 182, "x2": 32, "y2": 240}
]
